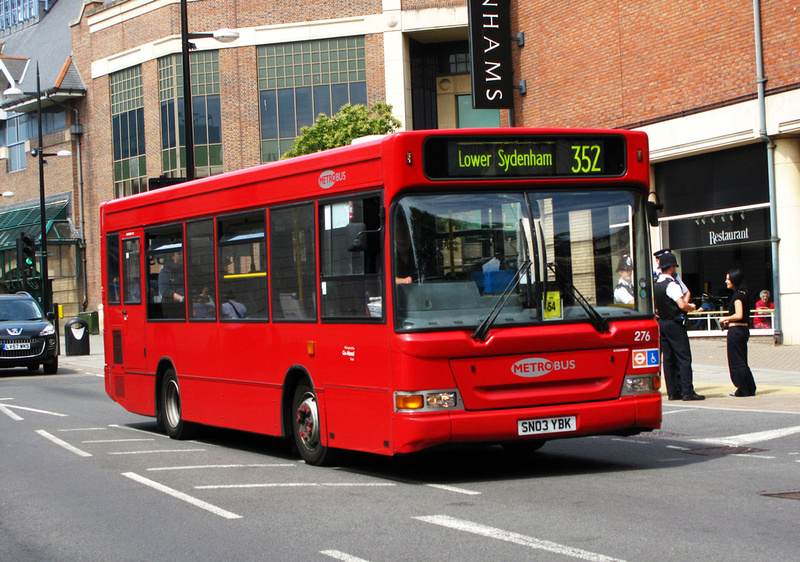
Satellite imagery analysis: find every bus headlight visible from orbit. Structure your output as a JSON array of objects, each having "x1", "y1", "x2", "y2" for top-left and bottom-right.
[
  {"x1": 621, "y1": 375, "x2": 660, "y2": 395},
  {"x1": 395, "y1": 390, "x2": 462, "y2": 412}
]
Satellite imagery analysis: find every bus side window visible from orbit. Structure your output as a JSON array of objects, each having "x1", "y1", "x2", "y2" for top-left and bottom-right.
[
  {"x1": 146, "y1": 227, "x2": 185, "y2": 320},
  {"x1": 319, "y1": 195, "x2": 383, "y2": 320},
  {"x1": 218, "y1": 212, "x2": 268, "y2": 321},
  {"x1": 270, "y1": 203, "x2": 316, "y2": 321},
  {"x1": 106, "y1": 233, "x2": 121, "y2": 305},
  {"x1": 186, "y1": 219, "x2": 216, "y2": 321},
  {"x1": 122, "y1": 238, "x2": 141, "y2": 304}
]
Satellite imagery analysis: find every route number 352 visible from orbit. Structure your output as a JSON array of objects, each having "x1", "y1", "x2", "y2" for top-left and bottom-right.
[{"x1": 570, "y1": 144, "x2": 602, "y2": 174}]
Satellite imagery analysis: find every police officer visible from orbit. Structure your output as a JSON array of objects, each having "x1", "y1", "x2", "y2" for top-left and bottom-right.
[
  {"x1": 614, "y1": 255, "x2": 634, "y2": 305},
  {"x1": 654, "y1": 252, "x2": 704, "y2": 401}
]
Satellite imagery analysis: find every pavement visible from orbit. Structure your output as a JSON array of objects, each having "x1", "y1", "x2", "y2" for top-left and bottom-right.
[{"x1": 60, "y1": 334, "x2": 800, "y2": 413}]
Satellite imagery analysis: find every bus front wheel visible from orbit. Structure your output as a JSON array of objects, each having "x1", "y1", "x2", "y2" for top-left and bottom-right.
[
  {"x1": 291, "y1": 383, "x2": 338, "y2": 466},
  {"x1": 159, "y1": 369, "x2": 195, "y2": 440}
]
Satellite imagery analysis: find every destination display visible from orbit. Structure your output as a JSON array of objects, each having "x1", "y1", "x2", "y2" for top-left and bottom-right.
[{"x1": 423, "y1": 136, "x2": 627, "y2": 179}]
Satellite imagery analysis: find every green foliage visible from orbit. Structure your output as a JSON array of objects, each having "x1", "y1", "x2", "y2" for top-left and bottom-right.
[{"x1": 282, "y1": 102, "x2": 401, "y2": 158}]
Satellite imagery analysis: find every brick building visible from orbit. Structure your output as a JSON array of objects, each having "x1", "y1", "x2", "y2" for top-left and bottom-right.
[{"x1": 1, "y1": 0, "x2": 799, "y2": 343}]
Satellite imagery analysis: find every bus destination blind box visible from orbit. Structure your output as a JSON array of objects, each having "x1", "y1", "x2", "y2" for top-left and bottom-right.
[{"x1": 423, "y1": 136, "x2": 627, "y2": 180}]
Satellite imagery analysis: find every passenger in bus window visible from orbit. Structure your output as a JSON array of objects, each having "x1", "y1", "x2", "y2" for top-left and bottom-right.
[
  {"x1": 159, "y1": 251, "x2": 185, "y2": 303},
  {"x1": 222, "y1": 291, "x2": 247, "y2": 319},
  {"x1": 613, "y1": 255, "x2": 634, "y2": 305},
  {"x1": 192, "y1": 286, "x2": 215, "y2": 318}
]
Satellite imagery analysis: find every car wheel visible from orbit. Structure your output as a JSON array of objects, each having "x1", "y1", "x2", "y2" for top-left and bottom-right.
[
  {"x1": 291, "y1": 382, "x2": 339, "y2": 466},
  {"x1": 43, "y1": 357, "x2": 58, "y2": 375},
  {"x1": 159, "y1": 369, "x2": 196, "y2": 440}
]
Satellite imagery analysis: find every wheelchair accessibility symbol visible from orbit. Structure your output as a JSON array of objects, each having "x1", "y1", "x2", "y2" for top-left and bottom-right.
[{"x1": 632, "y1": 348, "x2": 659, "y2": 369}]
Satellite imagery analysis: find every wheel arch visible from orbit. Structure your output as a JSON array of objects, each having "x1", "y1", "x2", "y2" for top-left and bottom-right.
[{"x1": 281, "y1": 365, "x2": 315, "y2": 439}]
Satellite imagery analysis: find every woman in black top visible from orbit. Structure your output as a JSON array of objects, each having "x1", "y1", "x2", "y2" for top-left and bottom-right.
[{"x1": 719, "y1": 269, "x2": 757, "y2": 397}]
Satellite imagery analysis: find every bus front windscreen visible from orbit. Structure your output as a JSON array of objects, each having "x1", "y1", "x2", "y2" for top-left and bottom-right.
[{"x1": 392, "y1": 190, "x2": 653, "y2": 332}]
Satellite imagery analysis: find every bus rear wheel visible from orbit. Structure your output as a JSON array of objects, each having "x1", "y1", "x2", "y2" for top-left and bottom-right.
[
  {"x1": 159, "y1": 369, "x2": 195, "y2": 440},
  {"x1": 291, "y1": 383, "x2": 338, "y2": 466}
]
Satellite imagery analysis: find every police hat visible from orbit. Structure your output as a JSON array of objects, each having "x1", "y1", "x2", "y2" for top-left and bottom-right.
[
  {"x1": 617, "y1": 255, "x2": 632, "y2": 271},
  {"x1": 653, "y1": 248, "x2": 672, "y2": 259},
  {"x1": 658, "y1": 252, "x2": 679, "y2": 268}
]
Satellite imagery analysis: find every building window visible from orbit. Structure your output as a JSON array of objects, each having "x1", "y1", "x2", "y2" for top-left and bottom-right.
[
  {"x1": 5, "y1": 114, "x2": 29, "y2": 172},
  {"x1": 257, "y1": 37, "x2": 367, "y2": 162},
  {"x1": 159, "y1": 52, "x2": 223, "y2": 179},
  {"x1": 111, "y1": 66, "x2": 147, "y2": 199}
]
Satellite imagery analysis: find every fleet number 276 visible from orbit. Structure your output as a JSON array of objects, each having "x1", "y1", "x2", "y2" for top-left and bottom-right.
[{"x1": 571, "y1": 145, "x2": 602, "y2": 173}]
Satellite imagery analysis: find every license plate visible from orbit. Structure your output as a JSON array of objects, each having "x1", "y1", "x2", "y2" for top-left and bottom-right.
[
  {"x1": 3, "y1": 342, "x2": 30, "y2": 351},
  {"x1": 518, "y1": 415, "x2": 577, "y2": 436}
]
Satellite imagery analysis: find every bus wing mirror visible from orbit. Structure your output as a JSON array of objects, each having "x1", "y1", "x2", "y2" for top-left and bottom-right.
[
  {"x1": 346, "y1": 222, "x2": 381, "y2": 252},
  {"x1": 646, "y1": 199, "x2": 663, "y2": 227}
]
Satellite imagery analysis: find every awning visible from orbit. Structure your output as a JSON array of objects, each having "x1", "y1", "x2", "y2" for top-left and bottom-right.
[{"x1": 0, "y1": 196, "x2": 73, "y2": 249}]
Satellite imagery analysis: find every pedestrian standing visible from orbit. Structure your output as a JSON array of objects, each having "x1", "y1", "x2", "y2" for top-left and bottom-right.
[
  {"x1": 654, "y1": 252, "x2": 705, "y2": 401},
  {"x1": 719, "y1": 269, "x2": 757, "y2": 397}
]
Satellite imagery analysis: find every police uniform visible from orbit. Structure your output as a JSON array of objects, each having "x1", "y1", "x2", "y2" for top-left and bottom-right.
[
  {"x1": 614, "y1": 255, "x2": 634, "y2": 305},
  {"x1": 654, "y1": 252, "x2": 704, "y2": 401}
]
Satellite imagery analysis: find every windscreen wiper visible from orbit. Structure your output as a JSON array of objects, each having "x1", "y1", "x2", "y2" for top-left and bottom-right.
[
  {"x1": 546, "y1": 262, "x2": 609, "y2": 333},
  {"x1": 471, "y1": 259, "x2": 532, "y2": 342}
]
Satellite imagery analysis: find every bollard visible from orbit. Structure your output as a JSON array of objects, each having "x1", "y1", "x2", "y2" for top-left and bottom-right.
[{"x1": 64, "y1": 317, "x2": 91, "y2": 356}]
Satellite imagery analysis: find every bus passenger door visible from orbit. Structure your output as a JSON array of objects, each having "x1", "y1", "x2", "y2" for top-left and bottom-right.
[{"x1": 113, "y1": 233, "x2": 147, "y2": 375}]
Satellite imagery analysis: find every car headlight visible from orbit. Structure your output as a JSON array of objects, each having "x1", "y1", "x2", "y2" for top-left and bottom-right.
[{"x1": 39, "y1": 324, "x2": 55, "y2": 336}]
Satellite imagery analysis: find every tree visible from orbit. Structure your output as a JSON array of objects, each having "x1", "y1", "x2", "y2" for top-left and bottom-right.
[{"x1": 282, "y1": 102, "x2": 401, "y2": 158}]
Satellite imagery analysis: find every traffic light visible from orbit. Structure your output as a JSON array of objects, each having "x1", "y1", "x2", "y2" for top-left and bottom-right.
[{"x1": 17, "y1": 233, "x2": 35, "y2": 275}]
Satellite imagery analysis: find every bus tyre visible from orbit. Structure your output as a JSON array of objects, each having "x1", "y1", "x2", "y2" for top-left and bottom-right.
[
  {"x1": 159, "y1": 370, "x2": 196, "y2": 440},
  {"x1": 291, "y1": 383, "x2": 338, "y2": 466}
]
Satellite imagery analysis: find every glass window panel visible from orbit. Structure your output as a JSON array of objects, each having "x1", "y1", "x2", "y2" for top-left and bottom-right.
[
  {"x1": 193, "y1": 95, "x2": 208, "y2": 145},
  {"x1": 313, "y1": 85, "x2": 331, "y2": 118},
  {"x1": 270, "y1": 204, "x2": 316, "y2": 321},
  {"x1": 277, "y1": 88, "x2": 296, "y2": 138},
  {"x1": 207, "y1": 94, "x2": 221, "y2": 144},
  {"x1": 349, "y1": 82, "x2": 367, "y2": 106},
  {"x1": 122, "y1": 238, "x2": 141, "y2": 305},
  {"x1": 146, "y1": 226, "x2": 185, "y2": 321},
  {"x1": 187, "y1": 220, "x2": 216, "y2": 321},
  {"x1": 106, "y1": 234, "x2": 121, "y2": 305},
  {"x1": 295, "y1": 86, "x2": 313, "y2": 130},
  {"x1": 331, "y1": 83, "x2": 349, "y2": 112},
  {"x1": 218, "y1": 212, "x2": 268, "y2": 321}
]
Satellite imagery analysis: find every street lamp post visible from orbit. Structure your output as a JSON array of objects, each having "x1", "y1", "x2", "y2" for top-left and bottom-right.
[
  {"x1": 4, "y1": 63, "x2": 71, "y2": 313},
  {"x1": 179, "y1": 0, "x2": 238, "y2": 181}
]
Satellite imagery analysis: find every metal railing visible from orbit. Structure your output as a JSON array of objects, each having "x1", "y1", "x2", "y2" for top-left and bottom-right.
[{"x1": 686, "y1": 308, "x2": 774, "y2": 336}]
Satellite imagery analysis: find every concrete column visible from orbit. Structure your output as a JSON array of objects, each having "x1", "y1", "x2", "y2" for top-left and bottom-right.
[{"x1": 775, "y1": 138, "x2": 800, "y2": 344}]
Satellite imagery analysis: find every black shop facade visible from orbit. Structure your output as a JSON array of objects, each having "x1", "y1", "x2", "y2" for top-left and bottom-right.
[{"x1": 654, "y1": 143, "x2": 771, "y2": 312}]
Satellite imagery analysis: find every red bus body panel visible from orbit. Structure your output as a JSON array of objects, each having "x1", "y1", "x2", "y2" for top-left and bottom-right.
[{"x1": 100, "y1": 128, "x2": 660, "y2": 458}]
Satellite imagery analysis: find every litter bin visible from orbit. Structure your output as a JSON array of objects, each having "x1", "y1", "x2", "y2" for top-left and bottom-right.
[
  {"x1": 78, "y1": 311, "x2": 99, "y2": 335},
  {"x1": 64, "y1": 317, "x2": 91, "y2": 356}
]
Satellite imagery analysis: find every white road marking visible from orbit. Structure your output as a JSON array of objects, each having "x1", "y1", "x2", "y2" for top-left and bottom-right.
[
  {"x1": 0, "y1": 403, "x2": 23, "y2": 420},
  {"x1": 109, "y1": 448, "x2": 206, "y2": 455},
  {"x1": 0, "y1": 403, "x2": 67, "y2": 420},
  {"x1": 82, "y1": 438, "x2": 155, "y2": 444},
  {"x1": 58, "y1": 427, "x2": 107, "y2": 432},
  {"x1": 147, "y1": 464, "x2": 295, "y2": 471},
  {"x1": 692, "y1": 425, "x2": 800, "y2": 446},
  {"x1": 122, "y1": 472, "x2": 241, "y2": 519},
  {"x1": 426, "y1": 484, "x2": 481, "y2": 495},
  {"x1": 415, "y1": 515, "x2": 626, "y2": 562},
  {"x1": 35, "y1": 430, "x2": 92, "y2": 457},
  {"x1": 320, "y1": 550, "x2": 370, "y2": 562},
  {"x1": 195, "y1": 482, "x2": 396, "y2": 490}
]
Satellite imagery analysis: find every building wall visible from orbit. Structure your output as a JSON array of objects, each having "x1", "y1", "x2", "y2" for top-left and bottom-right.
[{"x1": 512, "y1": 0, "x2": 799, "y2": 129}]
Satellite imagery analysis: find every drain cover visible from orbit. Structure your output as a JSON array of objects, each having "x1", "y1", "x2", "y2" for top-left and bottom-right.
[{"x1": 684, "y1": 446, "x2": 768, "y2": 456}]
